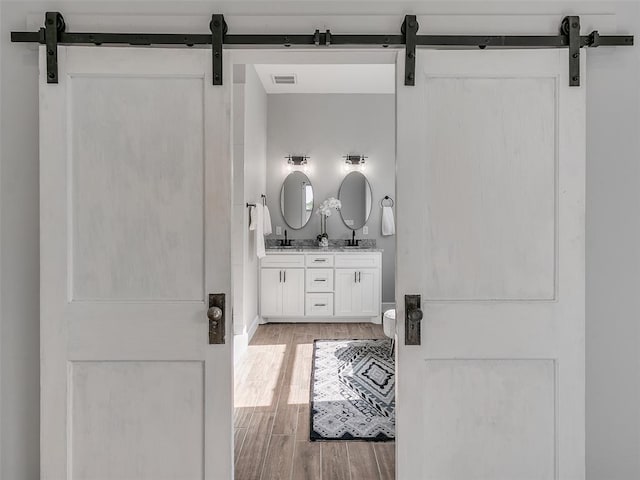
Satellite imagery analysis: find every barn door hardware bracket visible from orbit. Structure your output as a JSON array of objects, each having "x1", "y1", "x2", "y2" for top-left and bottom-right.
[
  {"x1": 210, "y1": 14, "x2": 227, "y2": 85},
  {"x1": 563, "y1": 16, "x2": 581, "y2": 86},
  {"x1": 401, "y1": 15, "x2": 419, "y2": 86},
  {"x1": 44, "y1": 12, "x2": 65, "y2": 84},
  {"x1": 11, "y1": 12, "x2": 633, "y2": 88}
]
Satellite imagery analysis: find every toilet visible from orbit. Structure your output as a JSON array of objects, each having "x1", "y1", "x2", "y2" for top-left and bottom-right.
[{"x1": 382, "y1": 309, "x2": 396, "y2": 355}]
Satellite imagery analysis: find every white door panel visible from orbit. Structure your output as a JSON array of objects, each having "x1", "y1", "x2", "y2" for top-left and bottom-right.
[
  {"x1": 396, "y1": 49, "x2": 585, "y2": 480},
  {"x1": 70, "y1": 76, "x2": 205, "y2": 301},
  {"x1": 40, "y1": 46, "x2": 233, "y2": 480}
]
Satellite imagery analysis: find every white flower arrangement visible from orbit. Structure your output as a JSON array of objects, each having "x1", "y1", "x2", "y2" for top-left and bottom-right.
[{"x1": 316, "y1": 197, "x2": 342, "y2": 217}]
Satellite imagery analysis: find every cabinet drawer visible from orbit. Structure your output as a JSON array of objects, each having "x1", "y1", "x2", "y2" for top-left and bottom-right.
[
  {"x1": 306, "y1": 269, "x2": 334, "y2": 292},
  {"x1": 334, "y1": 253, "x2": 381, "y2": 268},
  {"x1": 306, "y1": 254, "x2": 334, "y2": 267},
  {"x1": 261, "y1": 254, "x2": 305, "y2": 268},
  {"x1": 305, "y1": 293, "x2": 334, "y2": 316}
]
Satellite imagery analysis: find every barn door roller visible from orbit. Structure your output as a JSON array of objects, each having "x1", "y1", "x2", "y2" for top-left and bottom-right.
[{"x1": 12, "y1": 12, "x2": 633, "y2": 87}]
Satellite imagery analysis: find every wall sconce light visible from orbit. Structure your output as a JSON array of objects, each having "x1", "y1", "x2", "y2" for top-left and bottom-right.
[
  {"x1": 343, "y1": 154, "x2": 367, "y2": 172},
  {"x1": 286, "y1": 155, "x2": 310, "y2": 173}
]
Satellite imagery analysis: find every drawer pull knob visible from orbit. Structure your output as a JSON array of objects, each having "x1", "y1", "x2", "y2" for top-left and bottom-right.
[
  {"x1": 314, "y1": 303, "x2": 327, "y2": 307},
  {"x1": 315, "y1": 279, "x2": 326, "y2": 282}
]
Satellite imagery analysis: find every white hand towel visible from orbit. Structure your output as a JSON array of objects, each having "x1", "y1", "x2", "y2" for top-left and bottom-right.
[
  {"x1": 255, "y1": 204, "x2": 266, "y2": 259},
  {"x1": 263, "y1": 204, "x2": 273, "y2": 236},
  {"x1": 248, "y1": 205, "x2": 257, "y2": 231},
  {"x1": 381, "y1": 206, "x2": 395, "y2": 236}
]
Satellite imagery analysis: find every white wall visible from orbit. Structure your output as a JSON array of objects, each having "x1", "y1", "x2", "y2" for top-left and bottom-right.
[
  {"x1": 1, "y1": 5, "x2": 41, "y2": 479},
  {"x1": 585, "y1": 4, "x2": 640, "y2": 478},
  {"x1": 232, "y1": 64, "x2": 267, "y2": 360},
  {"x1": 266, "y1": 94, "x2": 396, "y2": 303},
  {"x1": 1, "y1": 2, "x2": 639, "y2": 480}
]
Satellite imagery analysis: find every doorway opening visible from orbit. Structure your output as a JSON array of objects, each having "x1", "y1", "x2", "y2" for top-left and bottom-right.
[{"x1": 230, "y1": 52, "x2": 397, "y2": 480}]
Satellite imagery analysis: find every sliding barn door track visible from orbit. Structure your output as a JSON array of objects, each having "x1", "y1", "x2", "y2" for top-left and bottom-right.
[{"x1": 11, "y1": 12, "x2": 633, "y2": 86}]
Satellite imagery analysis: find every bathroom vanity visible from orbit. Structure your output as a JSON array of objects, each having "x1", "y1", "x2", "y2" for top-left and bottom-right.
[{"x1": 260, "y1": 248, "x2": 382, "y2": 323}]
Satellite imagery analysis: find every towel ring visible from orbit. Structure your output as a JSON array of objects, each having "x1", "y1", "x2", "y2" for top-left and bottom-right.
[{"x1": 380, "y1": 195, "x2": 394, "y2": 208}]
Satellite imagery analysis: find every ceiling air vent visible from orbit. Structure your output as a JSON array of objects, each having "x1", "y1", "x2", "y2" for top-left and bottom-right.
[{"x1": 272, "y1": 74, "x2": 297, "y2": 85}]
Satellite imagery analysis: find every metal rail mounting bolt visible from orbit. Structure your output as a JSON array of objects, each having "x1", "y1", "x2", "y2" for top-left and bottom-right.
[{"x1": 401, "y1": 15, "x2": 419, "y2": 86}]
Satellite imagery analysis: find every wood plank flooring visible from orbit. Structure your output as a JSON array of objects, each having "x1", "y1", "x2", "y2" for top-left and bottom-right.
[{"x1": 234, "y1": 323, "x2": 395, "y2": 480}]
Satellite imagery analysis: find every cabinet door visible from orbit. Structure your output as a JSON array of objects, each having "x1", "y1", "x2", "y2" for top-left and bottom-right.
[
  {"x1": 260, "y1": 269, "x2": 282, "y2": 317},
  {"x1": 335, "y1": 269, "x2": 358, "y2": 316},
  {"x1": 357, "y1": 269, "x2": 380, "y2": 317},
  {"x1": 281, "y1": 269, "x2": 305, "y2": 317}
]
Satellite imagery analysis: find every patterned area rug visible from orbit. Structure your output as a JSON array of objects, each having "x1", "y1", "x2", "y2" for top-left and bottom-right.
[{"x1": 310, "y1": 339, "x2": 395, "y2": 441}]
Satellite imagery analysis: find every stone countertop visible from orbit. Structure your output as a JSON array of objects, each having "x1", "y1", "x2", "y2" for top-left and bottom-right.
[
  {"x1": 264, "y1": 238, "x2": 380, "y2": 252},
  {"x1": 265, "y1": 246, "x2": 383, "y2": 253}
]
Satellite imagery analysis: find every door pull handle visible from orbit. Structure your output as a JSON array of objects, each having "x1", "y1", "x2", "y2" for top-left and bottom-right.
[
  {"x1": 358, "y1": 271, "x2": 361, "y2": 283},
  {"x1": 208, "y1": 293, "x2": 226, "y2": 344},
  {"x1": 284, "y1": 270, "x2": 286, "y2": 283},
  {"x1": 405, "y1": 294, "x2": 423, "y2": 346},
  {"x1": 279, "y1": 270, "x2": 282, "y2": 282}
]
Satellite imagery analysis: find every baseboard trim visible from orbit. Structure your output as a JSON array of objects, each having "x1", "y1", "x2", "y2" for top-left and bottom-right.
[
  {"x1": 234, "y1": 315, "x2": 261, "y2": 364},
  {"x1": 234, "y1": 333, "x2": 248, "y2": 364},
  {"x1": 263, "y1": 316, "x2": 379, "y2": 324},
  {"x1": 247, "y1": 315, "x2": 260, "y2": 342}
]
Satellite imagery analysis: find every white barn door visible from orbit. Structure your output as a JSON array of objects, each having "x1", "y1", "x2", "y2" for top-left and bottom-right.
[
  {"x1": 39, "y1": 46, "x2": 233, "y2": 479},
  {"x1": 396, "y1": 50, "x2": 585, "y2": 479}
]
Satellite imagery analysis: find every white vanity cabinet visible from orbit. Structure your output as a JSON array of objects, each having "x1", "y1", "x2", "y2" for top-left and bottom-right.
[
  {"x1": 259, "y1": 255, "x2": 305, "y2": 317},
  {"x1": 334, "y1": 268, "x2": 380, "y2": 317},
  {"x1": 260, "y1": 251, "x2": 381, "y2": 322}
]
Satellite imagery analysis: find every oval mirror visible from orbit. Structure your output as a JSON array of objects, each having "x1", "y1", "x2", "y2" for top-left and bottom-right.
[
  {"x1": 338, "y1": 171, "x2": 372, "y2": 230},
  {"x1": 280, "y1": 171, "x2": 314, "y2": 229}
]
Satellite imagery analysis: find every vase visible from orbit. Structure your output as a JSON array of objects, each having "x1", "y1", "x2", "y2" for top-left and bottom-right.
[{"x1": 318, "y1": 215, "x2": 329, "y2": 247}]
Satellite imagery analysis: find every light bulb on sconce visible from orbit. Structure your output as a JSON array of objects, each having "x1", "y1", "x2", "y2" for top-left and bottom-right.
[
  {"x1": 343, "y1": 154, "x2": 367, "y2": 173},
  {"x1": 285, "y1": 155, "x2": 309, "y2": 173}
]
